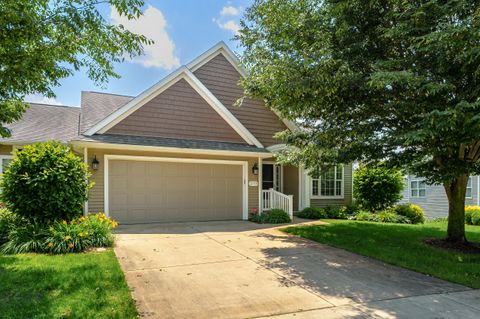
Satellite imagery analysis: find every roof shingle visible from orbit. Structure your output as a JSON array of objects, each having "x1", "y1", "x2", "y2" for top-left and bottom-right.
[
  {"x1": 79, "y1": 91, "x2": 133, "y2": 133},
  {"x1": 1, "y1": 103, "x2": 80, "y2": 143}
]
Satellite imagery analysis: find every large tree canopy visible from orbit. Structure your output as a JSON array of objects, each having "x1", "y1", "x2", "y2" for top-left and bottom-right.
[
  {"x1": 0, "y1": 0, "x2": 151, "y2": 136},
  {"x1": 238, "y1": 0, "x2": 480, "y2": 243}
]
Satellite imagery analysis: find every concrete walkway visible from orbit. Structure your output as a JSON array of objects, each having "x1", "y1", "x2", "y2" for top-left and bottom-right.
[{"x1": 114, "y1": 220, "x2": 479, "y2": 319}]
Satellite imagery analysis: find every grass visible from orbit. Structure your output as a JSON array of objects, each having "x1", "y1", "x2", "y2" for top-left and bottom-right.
[
  {"x1": 284, "y1": 220, "x2": 480, "y2": 288},
  {"x1": 0, "y1": 250, "x2": 138, "y2": 319}
]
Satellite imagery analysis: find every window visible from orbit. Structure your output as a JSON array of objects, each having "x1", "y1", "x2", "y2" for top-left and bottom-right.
[
  {"x1": 0, "y1": 156, "x2": 12, "y2": 174},
  {"x1": 311, "y1": 165, "x2": 343, "y2": 197},
  {"x1": 466, "y1": 177, "x2": 472, "y2": 198},
  {"x1": 410, "y1": 180, "x2": 426, "y2": 197}
]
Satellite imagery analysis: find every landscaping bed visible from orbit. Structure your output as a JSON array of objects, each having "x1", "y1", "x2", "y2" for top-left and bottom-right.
[
  {"x1": 283, "y1": 219, "x2": 480, "y2": 288},
  {"x1": 0, "y1": 250, "x2": 137, "y2": 318}
]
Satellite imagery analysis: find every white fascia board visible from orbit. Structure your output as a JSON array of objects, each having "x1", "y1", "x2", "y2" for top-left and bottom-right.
[
  {"x1": 184, "y1": 69, "x2": 263, "y2": 148},
  {"x1": 70, "y1": 140, "x2": 272, "y2": 158}
]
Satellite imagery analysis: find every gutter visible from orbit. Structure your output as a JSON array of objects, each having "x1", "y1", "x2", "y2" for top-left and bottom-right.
[{"x1": 69, "y1": 140, "x2": 273, "y2": 158}]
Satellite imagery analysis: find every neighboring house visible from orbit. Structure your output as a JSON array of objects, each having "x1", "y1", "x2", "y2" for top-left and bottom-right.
[
  {"x1": 400, "y1": 175, "x2": 480, "y2": 219},
  {"x1": 0, "y1": 42, "x2": 353, "y2": 224}
]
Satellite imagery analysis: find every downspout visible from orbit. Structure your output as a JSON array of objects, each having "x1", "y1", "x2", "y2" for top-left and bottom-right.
[
  {"x1": 83, "y1": 147, "x2": 89, "y2": 215},
  {"x1": 258, "y1": 157, "x2": 263, "y2": 214},
  {"x1": 477, "y1": 175, "x2": 479, "y2": 206}
]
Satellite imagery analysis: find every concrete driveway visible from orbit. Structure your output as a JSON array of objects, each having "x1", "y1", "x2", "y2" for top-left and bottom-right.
[{"x1": 114, "y1": 220, "x2": 479, "y2": 319}]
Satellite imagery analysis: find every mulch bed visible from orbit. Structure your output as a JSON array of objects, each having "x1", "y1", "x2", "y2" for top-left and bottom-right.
[{"x1": 424, "y1": 238, "x2": 480, "y2": 254}]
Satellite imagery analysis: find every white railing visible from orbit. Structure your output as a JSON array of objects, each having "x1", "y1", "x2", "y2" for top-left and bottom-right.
[{"x1": 262, "y1": 188, "x2": 294, "y2": 220}]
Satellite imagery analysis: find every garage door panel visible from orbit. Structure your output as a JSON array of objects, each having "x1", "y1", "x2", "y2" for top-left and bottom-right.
[
  {"x1": 108, "y1": 159, "x2": 244, "y2": 224},
  {"x1": 110, "y1": 161, "x2": 128, "y2": 175}
]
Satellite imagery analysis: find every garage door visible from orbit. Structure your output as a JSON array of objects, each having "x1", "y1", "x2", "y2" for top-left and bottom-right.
[{"x1": 108, "y1": 159, "x2": 244, "y2": 224}]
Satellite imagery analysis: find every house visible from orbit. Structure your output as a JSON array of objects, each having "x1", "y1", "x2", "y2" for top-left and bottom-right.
[
  {"x1": 0, "y1": 42, "x2": 353, "y2": 224},
  {"x1": 400, "y1": 175, "x2": 479, "y2": 219}
]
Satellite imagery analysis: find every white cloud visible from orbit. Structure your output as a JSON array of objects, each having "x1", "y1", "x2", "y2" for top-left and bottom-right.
[
  {"x1": 215, "y1": 19, "x2": 241, "y2": 34},
  {"x1": 110, "y1": 5, "x2": 180, "y2": 70},
  {"x1": 220, "y1": 6, "x2": 240, "y2": 16},
  {"x1": 214, "y1": 5, "x2": 242, "y2": 35},
  {"x1": 24, "y1": 94, "x2": 63, "y2": 106}
]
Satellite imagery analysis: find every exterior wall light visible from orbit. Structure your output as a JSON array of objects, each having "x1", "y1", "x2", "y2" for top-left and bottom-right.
[
  {"x1": 252, "y1": 163, "x2": 259, "y2": 175},
  {"x1": 91, "y1": 155, "x2": 100, "y2": 170}
]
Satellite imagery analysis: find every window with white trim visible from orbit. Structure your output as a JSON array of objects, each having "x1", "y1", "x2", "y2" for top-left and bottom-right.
[
  {"x1": 466, "y1": 177, "x2": 472, "y2": 198},
  {"x1": 311, "y1": 165, "x2": 343, "y2": 197},
  {"x1": 410, "y1": 180, "x2": 426, "y2": 197}
]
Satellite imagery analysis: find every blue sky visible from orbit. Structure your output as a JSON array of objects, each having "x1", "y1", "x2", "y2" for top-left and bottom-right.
[{"x1": 25, "y1": 0, "x2": 252, "y2": 107}]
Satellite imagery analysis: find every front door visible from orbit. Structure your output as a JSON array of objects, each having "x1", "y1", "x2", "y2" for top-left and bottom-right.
[{"x1": 262, "y1": 163, "x2": 282, "y2": 191}]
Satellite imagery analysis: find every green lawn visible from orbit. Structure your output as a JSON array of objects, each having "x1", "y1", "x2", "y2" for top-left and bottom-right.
[
  {"x1": 284, "y1": 220, "x2": 480, "y2": 288},
  {"x1": 0, "y1": 250, "x2": 138, "y2": 319}
]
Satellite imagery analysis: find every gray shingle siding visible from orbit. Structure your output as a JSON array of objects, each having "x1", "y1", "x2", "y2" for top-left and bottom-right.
[{"x1": 400, "y1": 175, "x2": 479, "y2": 219}]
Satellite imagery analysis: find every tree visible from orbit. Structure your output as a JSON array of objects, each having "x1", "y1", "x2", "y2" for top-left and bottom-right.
[
  {"x1": 353, "y1": 163, "x2": 404, "y2": 212},
  {"x1": 0, "y1": 0, "x2": 151, "y2": 137},
  {"x1": 238, "y1": 0, "x2": 480, "y2": 243}
]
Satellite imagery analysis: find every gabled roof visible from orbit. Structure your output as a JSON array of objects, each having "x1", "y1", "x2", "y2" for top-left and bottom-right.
[
  {"x1": 189, "y1": 41, "x2": 297, "y2": 132},
  {"x1": 1, "y1": 103, "x2": 80, "y2": 144},
  {"x1": 83, "y1": 63, "x2": 264, "y2": 148}
]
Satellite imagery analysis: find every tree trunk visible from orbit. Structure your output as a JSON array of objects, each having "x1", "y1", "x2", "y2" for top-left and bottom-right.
[{"x1": 443, "y1": 175, "x2": 468, "y2": 243}]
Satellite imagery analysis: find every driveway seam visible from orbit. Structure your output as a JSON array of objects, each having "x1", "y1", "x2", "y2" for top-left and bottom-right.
[
  {"x1": 201, "y1": 231, "x2": 337, "y2": 308},
  {"x1": 120, "y1": 258, "x2": 248, "y2": 272},
  {"x1": 441, "y1": 290, "x2": 480, "y2": 311}
]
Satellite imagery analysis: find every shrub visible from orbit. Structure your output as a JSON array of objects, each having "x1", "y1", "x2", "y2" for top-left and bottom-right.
[
  {"x1": 297, "y1": 207, "x2": 327, "y2": 219},
  {"x1": 351, "y1": 210, "x2": 411, "y2": 224},
  {"x1": 465, "y1": 206, "x2": 480, "y2": 225},
  {"x1": 1, "y1": 213, "x2": 118, "y2": 254},
  {"x1": 45, "y1": 213, "x2": 116, "y2": 253},
  {"x1": 353, "y1": 163, "x2": 404, "y2": 212},
  {"x1": 342, "y1": 204, "x2": 359, "y2": 216},
  {"x1": 393, "y1": 204, "x2": 426, "y2": 224},
  {"x1": 353, "y1": 211, "x2": 376, "y2": 222},
  {"x1": 1, "y1": 141, "x2": 92, "y2": 223},
  {"x1": 250, "y1": 209, "x2": 291, "y2": 224},
  {"x1": 0, "y1": 208, "x2": 23, "y2": 245},
  {"x1": 1, "y1": 222, "x2": 49, "y2": 254},
  {"x1": 324, "y1": 206, "x2": 347, "y2": 219}
]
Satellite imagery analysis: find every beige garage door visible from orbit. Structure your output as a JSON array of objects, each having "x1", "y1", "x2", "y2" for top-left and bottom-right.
[{"x1": 108, "y1": 160, "x2": 244, "y2": 224}]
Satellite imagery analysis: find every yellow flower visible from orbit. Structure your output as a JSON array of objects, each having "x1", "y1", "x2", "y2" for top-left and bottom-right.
[
  {"x1": 65, "y1": 235, "x2": 71, "y2": 240},
  {"x1": 79, "y1": 232, "x2": 84, "y2": 237},
  {"x1": 71, "y1": 220, "x2": 76, "y2": 225},
  {"x1": 62, "y1": 220, "x2": 67, "y2": 225},
  {"x1": 47, "y1": 242, "x2": 54, "y2": 247},
  {"x1": 68, "y1": 243, "x2": 74, "y2": 249}
]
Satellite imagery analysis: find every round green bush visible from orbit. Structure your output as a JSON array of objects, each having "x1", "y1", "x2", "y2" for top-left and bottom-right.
[
  {"x1": 353, "y1": 163, "x2": 404, "y2": 212},
  {"x1": 472, "y1": 211, "x2": 480, "y2": 226},
  {"x1": 324, "y1": 206, "x2": 347, "y2": 219},
  {"x1": 465, "y1": 206, "x2": 480, "y2": 225},
  {"x1": 1, "y1": 141, "x2": 92, "y2": 223},
  {"x1": 250, "y1": 209, "x2": 291, "y2": 224},
  {"x1": 297, "y1": 207, "x2": 327, "y2": 219},
  {"x1": 393, "y1": 204, "x2": 425, "y2": 224}
]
